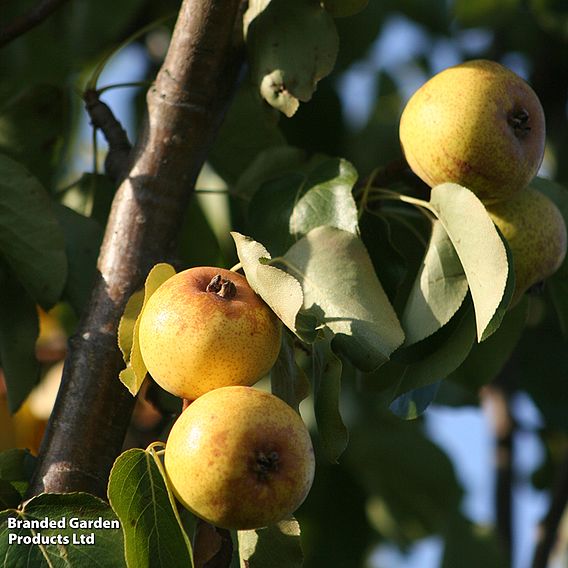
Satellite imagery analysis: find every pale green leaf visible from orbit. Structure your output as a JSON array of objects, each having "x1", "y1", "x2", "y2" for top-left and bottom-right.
[
  {"x1": 283, "y1": 226, "x2": 405, "y2": 370},
  {"x1": 231, "y1": 232, "x2": 309, "y2": 340},
  {"x1": 429, "y1": 183, "x2": 509, "y2": 341},
  {"x1": 402, "y1": 220, "x2": 468, "y2": 345}
]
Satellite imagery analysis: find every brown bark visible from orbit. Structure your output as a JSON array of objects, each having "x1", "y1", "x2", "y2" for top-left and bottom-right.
[{"x1": 29, "y1": 0, "x2": 244, "y2": 498}]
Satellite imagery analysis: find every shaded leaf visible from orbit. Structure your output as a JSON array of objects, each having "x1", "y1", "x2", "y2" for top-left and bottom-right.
[
  {"x1": 283, "y1": 226, "x2": 405, "y2": 370},
  {"x1": 322, "y1": 0, "x2": 369, "y2": 17},
  {"x1": 249, "y1": 158, "x2": 358, "y2": 255},
  {"x1": 270, "y1": 331, "x2": 310, "y2": 413},
  {"x1": 0, "y1": 154, "x2": 66, "y2": 308},
  {"x1": 389, "y1": 381, "x2": 442, "y2": 420},
  {"x1": 238, "y1": 518, "x2": 303, "y2": 568},
  {"x1": 0, "y1": 493, "x2": 124, "y2": 567},
  {"x1": 0, "y1": 274, "x2": 40, "y2": 412},
  {"x1": 53, "y1": 203, "x2": 103, "y2": 315},
  {"x1": 312, "y1": 337, "x2": 348, "y2": 462},
  {"x1": 0, "y1": 449, "x2": 36, "y2": 498},
  {"x1": 246, "y1": 0, "x2": 338, "y2": 116},
  {"x1": 234, "y1": 146, "x2": 308, "y2": 200},
  {"x1": 108, "y1": 448, "x2": 193, "y2": 568},
  {"x1": 402, "y1": 220, "x2": 468, "y2": 345},
  {"x1": 429, "y1": 183, "x2": 509, "y2": 341}
]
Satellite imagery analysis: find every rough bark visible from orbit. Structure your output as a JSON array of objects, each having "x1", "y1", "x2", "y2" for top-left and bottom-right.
[{"x1": 29, "y1": 0, "x2": 244, "y2": 498}]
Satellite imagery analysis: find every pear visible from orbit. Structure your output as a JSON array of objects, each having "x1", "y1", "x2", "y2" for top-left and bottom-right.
[
  {"x1": 399, "y1": 60, "x2": 546, "y2": 202},
  {"x1": 486, "y1": 187, "x2": 567, "y2": 305}
]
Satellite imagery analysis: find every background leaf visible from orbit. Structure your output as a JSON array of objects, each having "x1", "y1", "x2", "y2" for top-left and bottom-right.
[
  {"x1": 0, "y1": 154, "x2": 66, "y2": 308},
  {"x1": 108, "y1": 448, "x2": 193, "y2": 568}
]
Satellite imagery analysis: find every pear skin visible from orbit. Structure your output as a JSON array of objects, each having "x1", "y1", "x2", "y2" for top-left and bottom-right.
[
  {"x1": 164, "y1": 386, "x2": 315, "y2": 530},
  {"x1": 486, "y1": 187, "x2": 567, "y2": 306},
  {"x1": 138, "y1": 267, "x2": 282, "y2": 400},
  {"x1": 400, "y1": 60, "x2": 545, "y2": 202}
]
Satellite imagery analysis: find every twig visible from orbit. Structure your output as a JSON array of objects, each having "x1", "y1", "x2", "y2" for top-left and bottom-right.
[
  {"x1": 83, "y1": 90, "x2": 132, "y2": 183},
  {"x1": 28, "y1": 0, "x2": 245, "y2": 498},
  {"x1": 532, "y1": 447, "x2": 568, "y2": 568},
  {"x1": 0, "y1": 0, "x2": 70, "y2": 48}
]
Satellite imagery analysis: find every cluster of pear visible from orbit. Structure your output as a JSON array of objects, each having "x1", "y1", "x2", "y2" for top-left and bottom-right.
[
  {"x1": 138, "y1": 267, "x2": 315, "y2": 530},
  {"x1": 399, "y1": 59, "x2": 567, "y2": 305}
]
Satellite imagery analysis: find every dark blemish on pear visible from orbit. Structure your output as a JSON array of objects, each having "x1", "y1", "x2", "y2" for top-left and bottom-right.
[
  {"x1": 508, "y1": 108, "x2": 531, "y2": 139},
  {"x1": 206, "y1": 274, "x2": 237, "y2": 299},
  {"x1": 252, "y1": 450, "x2": 280, "y2": 482}
]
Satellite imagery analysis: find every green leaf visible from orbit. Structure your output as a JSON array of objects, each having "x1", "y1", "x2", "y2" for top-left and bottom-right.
[
  {"x1": 53, "y1": 203, "x2": 103, "y2": 315},
  {"x1": 0, "y1": 493, "x2": 125, "y2": 567},
  {"x1": 234, "y1": 146, "x2": 308, "y2": 201},
  {"x1": 209, "y1": 82, "x2": 285, "y2": 183},
  {"x1": 283, "y1": 226, "x2": 405, "y2": 371},
  {"x1": 0, "y1": 480, "x2": 21, "y2": 510},
  {"x1": 249, "y1": 158, "x2": 359, "y2": 255},
  {"x1": 449, "y1": 296, "x2": 528, "y2": 391},
  {"x1": 0, "y1": 274, "x2": 40, "y2": 412},
  {"x1": 270, "y1": 331, "x2": 310, "y2": 413},
  {"x1": 0, "y1": 154, "x2": 67, "y2": 308},
  {"x1": 238, "y1": 518, "x2": 303, "y2": 567},
  {"x1": 108, "y1": 448, "x2": 193, "y2": 568},
  {"x1": 366, "y1": 302, "x2": 476, "y2": 398},
  {"x1": 389, "y1": 381, "x2": 442, "y2": 420},
  {"x1": 0, "y1": 85, "x2": 66, "y2": 186},
  {"x1": 231, "y1": 232, "x2": 310, "y2": 341},
  {"x1": 429, "y1": 183, "x2": 509, "y2": 341},
  {"x1": 118, "y1": 263, "x2": 176, "y2": 396},
  {"x1": 245, "y1": 0, "x2": 338, "y2": 116},
  {"x1": 442, "y1": 513, "x2": 506, "y2": 568},
  {"x1": 402, "y1": 220, "x2": 469, "y2": 345},
  {"x1": 346, "y1": 408, "x2": 463, "y2": 542},
  {"x1": 532, "y1": 177, "x2": 568, "y2": 337},
  {"x1": 322, "y1": 0, "x2": 369, "y2": 17},
  {"x1": 312, "y1": 337, "x2": 348, "y2": 462},
  {"x1": 0, "y1": 449, "x2": 36, "y2": 498}
]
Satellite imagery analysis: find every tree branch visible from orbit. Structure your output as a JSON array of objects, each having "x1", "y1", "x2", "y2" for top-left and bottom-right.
[
  {"x1": 29, "y1": 0, "x2": 244, "y2": 498},
  {"x1": 0, "y1": 0, "x2": 70, "y2": 48},
  {"x1": 532, "y1": 447, "x2": 568, "y2": 568}
]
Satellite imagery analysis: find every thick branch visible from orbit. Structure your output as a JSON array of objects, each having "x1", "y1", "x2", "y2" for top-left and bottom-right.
[
  {"x1": 29, "y1": 0, "x2": 244, "y2": 498},
  {"x1": 0, "y1": 0, "x2": 69, "y2": 48}
]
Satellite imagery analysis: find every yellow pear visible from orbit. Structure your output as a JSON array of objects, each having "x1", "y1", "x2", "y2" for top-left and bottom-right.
[
  {"x1": 138, "y1": 267, "x2": 282, "y2": 401},
  {"x1": 399, "y1": 60, "x2": 545, "y2": 202},
  {"x1": 486, "y1": 187, "x2": 567, "y2": 305},
  {"x1": 164, "y1": 386, "x2": 315, "y2": 530}
]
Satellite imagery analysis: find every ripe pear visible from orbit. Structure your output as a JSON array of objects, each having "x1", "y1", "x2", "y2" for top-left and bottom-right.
[
  {"x1": 486, "y1": 187, "x2": 567, "y2": 305},
  {"x1": 138, "y1": 267, "x2": 282, "y2": 401},
  {"x1": 399, "y1": 60, "x2": 546, "y2": 202},
  {"x1": 164, "y1": 386, "x2": 315, "y2": 530}
]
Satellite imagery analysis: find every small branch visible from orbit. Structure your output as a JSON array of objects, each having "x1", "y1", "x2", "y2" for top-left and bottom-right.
[
  {"x1": 0, "y1": 0, "x2": 69, "y2": 48},
  {"x1": 83, "y1": 90, "x2": 132, "y2": 183},
  {"x1": 29, "y1": 0, "x2": 244, "y2": 498},
  {"x1": 532, "y1": 447, "x2": 568, "y2": 568}
]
